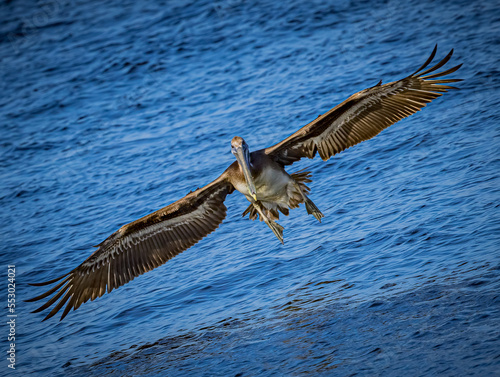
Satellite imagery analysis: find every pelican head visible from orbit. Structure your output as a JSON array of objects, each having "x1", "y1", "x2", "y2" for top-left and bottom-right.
[{"x1": 231, "y1": 136, "x2": 257, "y2": 201}]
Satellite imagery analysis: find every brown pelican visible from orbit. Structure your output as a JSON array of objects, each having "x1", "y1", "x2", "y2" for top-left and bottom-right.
[{"x1": 28, "y1": 46, "x2": 462, "y2": 321}]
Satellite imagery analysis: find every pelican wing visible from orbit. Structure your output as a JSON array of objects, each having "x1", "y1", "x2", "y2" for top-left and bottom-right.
[
  {"x1": 265, "y1": 46, "x2": 462, "y2": 165},
  {"x1": 27, "y1": 172, "x2": 235, "y2": 321}
]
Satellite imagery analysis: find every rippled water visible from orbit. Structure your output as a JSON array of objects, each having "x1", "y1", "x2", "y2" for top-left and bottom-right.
[{"x1": 1, "y1": 0, "x2": 499, "y2": 375}]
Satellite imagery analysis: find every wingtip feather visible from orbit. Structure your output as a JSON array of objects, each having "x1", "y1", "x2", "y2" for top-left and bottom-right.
[
  {"x1": 28, "y1": 272, "x2": 70, "y2": 287},
  {"x1": 416, "y1": 48, "x2": 455, "y2": 77},
  {"x1": 410, "y1": 44, "x2": 438, "y2": 76}
]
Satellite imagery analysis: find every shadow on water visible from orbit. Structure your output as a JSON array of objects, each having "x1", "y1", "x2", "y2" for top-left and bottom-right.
[{"x1": 66, "y1": 262, "x2": 500, "y2": 376}]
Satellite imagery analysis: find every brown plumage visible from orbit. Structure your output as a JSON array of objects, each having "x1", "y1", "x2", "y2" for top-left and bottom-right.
[
  {"x1": 27, "y1": 174, "x2": 234, "y2": 321},
  {"x1": 28, "y1": 45, "x2": 462, "y2": 321},
  {"x1": 265, "y1": 45, "x2": 462, "y2": 165}
]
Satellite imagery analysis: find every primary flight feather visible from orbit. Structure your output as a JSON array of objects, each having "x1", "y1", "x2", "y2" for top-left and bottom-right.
[{"x1": 28, "y1": 45, "x2": 462, "y2": 321}]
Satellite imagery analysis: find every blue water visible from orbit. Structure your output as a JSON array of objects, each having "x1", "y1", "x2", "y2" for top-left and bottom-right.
[{"x1": 1, "y1": 0, "x2": 499, "y2": 375}]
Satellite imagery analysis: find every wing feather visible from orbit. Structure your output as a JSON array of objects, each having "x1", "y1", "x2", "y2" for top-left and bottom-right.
[
  {"x1": 265, "y1": 46, "x2": 462, "y2": 165},
  {"x1": 27, "y1": 172, "x2": 234, "y2": 321}
]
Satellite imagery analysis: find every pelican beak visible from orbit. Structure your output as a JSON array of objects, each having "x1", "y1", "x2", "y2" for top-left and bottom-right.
[{"x1": 233, "y1": 147, "x2": 257, "y2": 201}]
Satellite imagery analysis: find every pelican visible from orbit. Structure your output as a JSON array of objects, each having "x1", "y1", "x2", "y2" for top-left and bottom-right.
[{"x1": 28, "y1": 46, "x2": 462, "y2": 321}]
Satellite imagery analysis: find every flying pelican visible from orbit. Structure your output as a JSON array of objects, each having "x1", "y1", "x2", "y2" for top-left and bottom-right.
[{"x1": 28, "y1": 46, "x2": 462, "y2": 321}]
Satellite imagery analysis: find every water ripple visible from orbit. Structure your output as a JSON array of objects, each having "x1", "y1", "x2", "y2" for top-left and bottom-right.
[{"x1": 1, "y1": 0, "x2": 499, "y2": 375}]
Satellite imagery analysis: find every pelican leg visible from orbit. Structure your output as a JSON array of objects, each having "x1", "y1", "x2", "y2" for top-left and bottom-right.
[
  {"x1": 253, "y1": 201, "x2": 284, "y2": 244},
  {"x1": 294, "y1": 183, "x2": 324, "y2": 223},
  {"x1": 304, "y1": 196, "x2": 324, "y2": 222}
]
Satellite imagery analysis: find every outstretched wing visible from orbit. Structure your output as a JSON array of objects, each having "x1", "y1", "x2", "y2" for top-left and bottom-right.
[
  {"x1": 265, "y1": 45, "x2": 462, "y2": 165},
  {"x1": 27, "y1": 172, "x2": 235, "y2": 321}
]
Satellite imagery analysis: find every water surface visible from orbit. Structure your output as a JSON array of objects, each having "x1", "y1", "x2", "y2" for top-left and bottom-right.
[{"x1": 0, "y1": 0, "x2": 499, "y2": 375}]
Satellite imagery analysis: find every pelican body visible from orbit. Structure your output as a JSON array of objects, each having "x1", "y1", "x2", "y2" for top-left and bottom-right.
[
  {"x1": 227, "y1": 138, "x2": 323, "y2": 242},
  {"x1": 28, "y1": 46, "x2": 462, "y2": 321}
]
